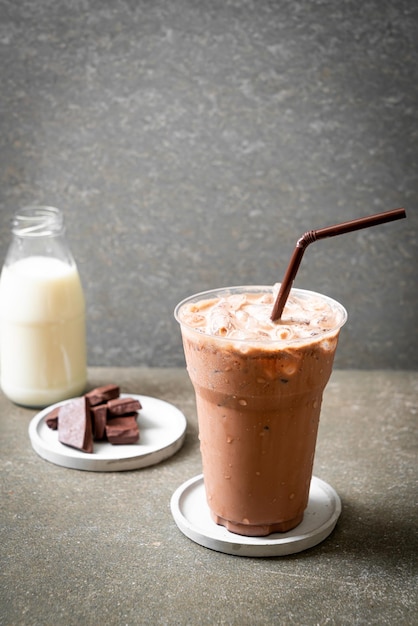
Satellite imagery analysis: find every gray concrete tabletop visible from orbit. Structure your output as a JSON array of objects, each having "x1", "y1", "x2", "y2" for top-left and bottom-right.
[{"x1": 1, "y1": 367, "x2": 417, "y2": 625}]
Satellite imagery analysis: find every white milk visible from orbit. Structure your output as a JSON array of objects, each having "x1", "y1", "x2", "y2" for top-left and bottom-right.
[{"x1": 0, "y1": 256, "x2": 87, "y2": 407}]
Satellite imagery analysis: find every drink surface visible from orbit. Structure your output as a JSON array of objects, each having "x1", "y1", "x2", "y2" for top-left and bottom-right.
[
  {"x1": 177, "y1": 286, "x2": 345, "y2": 345},
  {"x1": 0, "y1": 256, "x2": 87, "y2": 406}
]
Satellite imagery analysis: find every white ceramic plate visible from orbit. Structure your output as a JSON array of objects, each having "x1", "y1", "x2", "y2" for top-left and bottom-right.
[
  {"x1": 29, "y1": 394, "x2": 187, "y2": 472},
  {"x1": 170, "y1": 474, "x2": 341, "y2": 557}
]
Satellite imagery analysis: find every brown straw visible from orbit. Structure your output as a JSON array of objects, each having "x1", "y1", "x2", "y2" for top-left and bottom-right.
[{"x1": 270, "y1": 207, "x2": 407, "y2": 321}]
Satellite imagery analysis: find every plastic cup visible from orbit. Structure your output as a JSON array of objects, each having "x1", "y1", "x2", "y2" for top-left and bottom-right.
[{"x1": 175, "y1": 286, "x2": 347, "y2": 536}]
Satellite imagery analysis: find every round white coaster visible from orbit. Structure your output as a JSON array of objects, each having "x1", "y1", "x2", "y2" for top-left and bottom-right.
[{"x1": 171, "y1": 474, "x2": 341, "y2": 557}]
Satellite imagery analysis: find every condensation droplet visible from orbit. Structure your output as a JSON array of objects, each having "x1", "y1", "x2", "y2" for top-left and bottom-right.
[{"x1": 238, "y1": 399, "x2": 247, "y2": 406}]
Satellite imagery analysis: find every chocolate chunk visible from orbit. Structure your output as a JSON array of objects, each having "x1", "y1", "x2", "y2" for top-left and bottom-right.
[
  {"x1": 45, "y1": 406, "x2": 60, "y2": 430},
  {"x1": 90, "y1": 404, "x2": 108, "y2": 440},
  {"x1": 109, "y1": 411, "x2": 138, "y2": 420},
  {"x1": 85, "y1": 384, "x2": 120, "y2": 407},
  {"x1": 46, "y1": 384, "x2": 142, "y2": 453},
  {"x1": 107, "y1": 397, "x2": 141, "y2": 417},
  {"x1": 58, "y1": 397, "x2": 93, "y2": 453},
  {"x1": 105, "y1": 416, "x2": 139, "y2": 444}
]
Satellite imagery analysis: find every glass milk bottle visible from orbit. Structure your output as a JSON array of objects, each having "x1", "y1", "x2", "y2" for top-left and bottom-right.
[{"x1": 0, "y1": 206, "x2": 87, "y2": 407}]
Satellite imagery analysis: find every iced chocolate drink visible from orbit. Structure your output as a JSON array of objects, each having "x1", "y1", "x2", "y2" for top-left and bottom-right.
[{"x1": 175, "y1": 286, "x2": 347, "y2": 537}]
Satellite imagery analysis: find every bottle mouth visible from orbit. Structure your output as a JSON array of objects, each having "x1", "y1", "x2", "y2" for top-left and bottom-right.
[{"x1": 12, "y1": 206, "x2": 64, "y2": 237}]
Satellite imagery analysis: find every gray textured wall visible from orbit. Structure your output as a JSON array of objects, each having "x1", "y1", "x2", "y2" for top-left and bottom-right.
[{"x1": 0, "y1": 0, "x2": 417, "y2": 369}]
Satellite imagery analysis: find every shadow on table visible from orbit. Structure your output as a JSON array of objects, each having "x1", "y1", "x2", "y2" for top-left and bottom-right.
[{"x1": 282, "y1": 495, "x2": 418, "y2": 571}]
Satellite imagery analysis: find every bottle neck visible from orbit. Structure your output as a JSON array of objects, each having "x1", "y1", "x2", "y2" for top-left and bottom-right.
[
  {"x1": 5, "y1": 206, "x2": 75, "y2": 268},
  {"x1": 12, "y1": 206, "x2": 64, "y2": 238}
]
